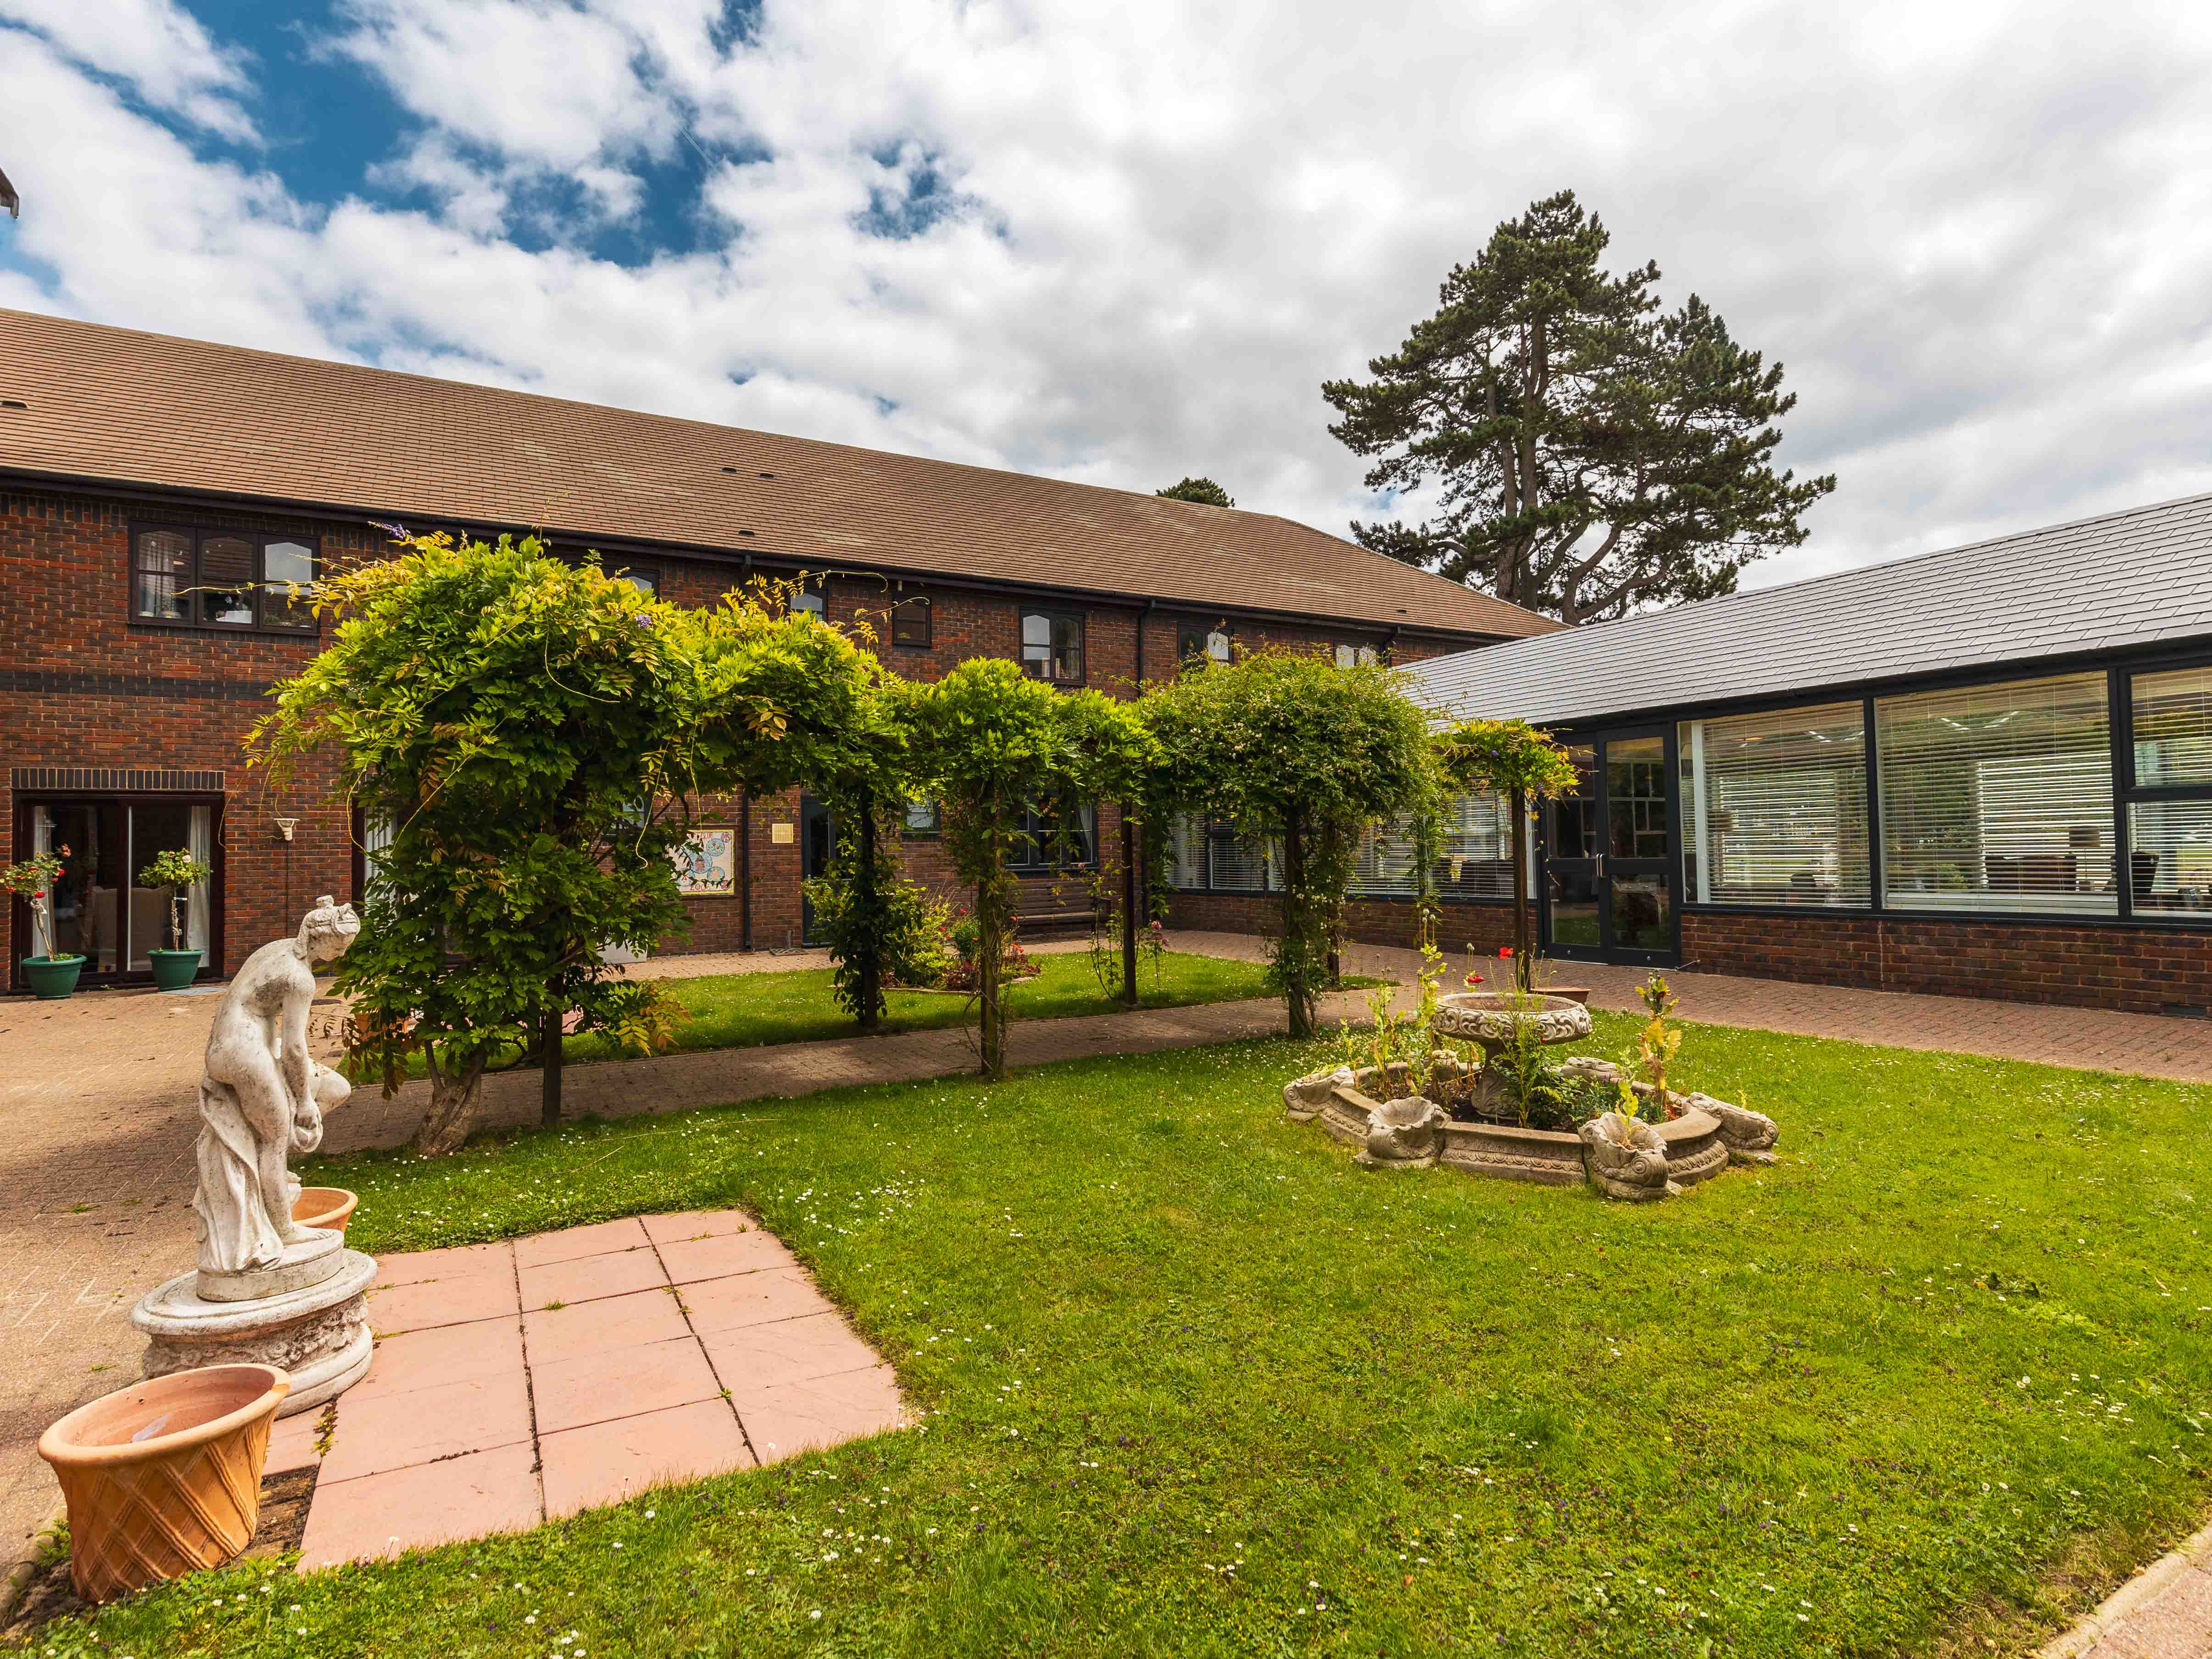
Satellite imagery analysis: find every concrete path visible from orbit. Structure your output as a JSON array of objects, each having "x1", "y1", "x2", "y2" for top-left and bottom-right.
[{"x1": 6, "y1": 931, "x2": 2212, "y2": 1651}]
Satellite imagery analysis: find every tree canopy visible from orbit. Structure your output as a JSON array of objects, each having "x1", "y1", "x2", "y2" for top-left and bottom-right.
[
  {"x1": 905, "y1": 659, "x2": 1155, "y2": 1077},
  {"x1": 1155, "y1": 477, "x2": 1236, "y2": 508},
  {"x1": 1144, "y1": 650, "x2": 1432, "y2": 1036},
  {"x1": 1323, "y1": 189, "x2": 1834, "y2": 624}
]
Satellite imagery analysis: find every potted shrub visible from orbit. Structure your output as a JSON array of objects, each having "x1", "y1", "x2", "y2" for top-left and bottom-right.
[
  {"x1": 37, "y1": 1363, "x2": 289, "y2": 1601},
  {"x1": 3, "y1": 844, "x2": 82, "y2": 999},
  {"x1": 136, "y1": 847, "x2": 213, "y2": 991}
]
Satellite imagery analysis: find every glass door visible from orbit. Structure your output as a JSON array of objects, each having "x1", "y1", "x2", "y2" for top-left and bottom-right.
[
  {"x1": 798, "y1": 794, "x2": 833, "y2": 944},
  {"x1": 1540, "y1": 730, "x2": 1680, "y2": 965}
]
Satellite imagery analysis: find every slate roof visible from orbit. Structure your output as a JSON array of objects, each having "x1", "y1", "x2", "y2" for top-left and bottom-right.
[
  {"x1": 1405, "y1": 491, "x2": 2212, "y2": 726},
  {"x1": 0, "y1": 307, "x2": 1555, "y2": 640}
]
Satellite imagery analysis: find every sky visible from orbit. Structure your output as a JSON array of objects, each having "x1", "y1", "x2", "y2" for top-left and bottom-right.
[{"x1": 3, "y1": 0, "x2": 2212, "y2": 595}]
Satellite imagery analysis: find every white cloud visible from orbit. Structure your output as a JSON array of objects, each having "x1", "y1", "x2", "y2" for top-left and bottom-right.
[
  {"x1": 6, "y1": 0, "x2": 2212, "y2": 596},
  {"x1": 0, "y1": 0, "x2": 257, "y2": 141}
]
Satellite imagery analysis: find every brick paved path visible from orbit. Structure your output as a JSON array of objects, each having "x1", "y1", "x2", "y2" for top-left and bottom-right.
[{"x1": 7, "y1": 933, "x2": 2212, "y2": 1645}]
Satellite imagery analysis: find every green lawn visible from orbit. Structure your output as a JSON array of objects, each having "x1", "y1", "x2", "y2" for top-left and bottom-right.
[
  {"x1": 44, "y1": 1015, "x2": 2212, "y2": 1658},
  {"x1": 564, "y1": 949, "x2": 1300, "y2": 1062}
]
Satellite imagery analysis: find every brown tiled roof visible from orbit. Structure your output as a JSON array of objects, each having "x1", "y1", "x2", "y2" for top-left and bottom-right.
[{"x1": 0, "y1": 307, "x2": 1554, "y2": 640}]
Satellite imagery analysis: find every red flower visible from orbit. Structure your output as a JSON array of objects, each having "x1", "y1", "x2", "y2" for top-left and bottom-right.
[
  {"x1": 1463, "y1": 971, "x2": 1483, "y2": 988},
  {"x1": 32, "y1": 890, "x2": 45, "y2": 899},
  {"x1": 1497, "y1": 945, "x2": 1514, "y2": 958}
]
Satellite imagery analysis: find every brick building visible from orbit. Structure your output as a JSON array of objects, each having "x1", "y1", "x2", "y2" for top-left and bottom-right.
[
  {"x1": 1168, "y1": 494, "x2": 2212, "y2": 1016},
  {"x1": 0, "y1": 308, "x2": 1550, "y2": 989}
]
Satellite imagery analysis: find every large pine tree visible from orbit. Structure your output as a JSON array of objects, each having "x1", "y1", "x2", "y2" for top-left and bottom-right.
[{"x1": 1324, "y1": 190, "x2": 1835, "y2": 624}]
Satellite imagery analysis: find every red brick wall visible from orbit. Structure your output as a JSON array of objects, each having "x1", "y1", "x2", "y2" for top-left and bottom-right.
[
  {"x1": 1680, "y1": 910, "x2": 2212, "y2": 1016},
  {"x1": 4, "y1": 484, "x2": 1497, "y2": 977},
  {"x1": 1, "y1": 489, "x2": 373, "y2": 980}
]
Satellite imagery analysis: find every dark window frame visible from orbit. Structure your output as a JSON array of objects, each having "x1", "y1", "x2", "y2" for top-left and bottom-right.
[
  {"x1": 1019, "y1": 608, "x2": 1086, "y2": 685},
  {"x1": 890, "y1": 595, "x2": 933, "y2": 650},
  {"x1": 129, "y1": 522, "x2": 320, "y2": 635},
  {"x1": 8, "y1": 789, "x2": 228, "y2": 988},
  {"x1": 1177, "y1": 620, "x2": 1233, "y2": 667},
  {"x1": 901, "y1": 797, "x2": 941, "y2": 838},
  {"x1": 1007, "y1": 796, "x2": 1097, "y2": 871},
  {"x1": 615, "y1": 566, "x2": 661, "y2": 597}
]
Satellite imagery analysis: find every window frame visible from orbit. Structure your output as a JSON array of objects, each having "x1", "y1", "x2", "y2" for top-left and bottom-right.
[
  {"x1": 1177, "y1": 620, "x2": 1232, "y2": 667},
  {"x1": 2117, "y1": 657, "x2": 2212, "y2": 922},
  {"x1": 1018, "y1": 608, "x2": 1086, "y2": 685},
  {"x1": 1007, "y1": 796, "x2": 1097, "y2": 871},
  {"x1": 614, "y1": 566, "x2": 661, "y2": 598},
  {"x1": 890, "y1": 595, "x2": 933, "y2": 650},
  {"x1": 128, "y1": 522, "x2": 320, "y2": 635}
]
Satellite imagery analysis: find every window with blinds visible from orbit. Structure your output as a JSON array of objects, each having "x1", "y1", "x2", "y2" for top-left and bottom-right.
[
  {"x1": 2127, "y1": 666, "x2": 2212, "y2": 917},
  {"x1": 1678, "y1": 703, "x2": 1869, "y2": 907},
  {"x1": 2132, "y1": 665, "x2": 2212, "y2": 787},
  {"x1": 1875, "y1": 672, "x2": 2116, "y2": 914},
  {"x1": 1346, "y1": 794, "x2": 1517, "y2": 900},
  {"x1": 1162, "y1": 813, "x2": 1276, "y2": 892}
]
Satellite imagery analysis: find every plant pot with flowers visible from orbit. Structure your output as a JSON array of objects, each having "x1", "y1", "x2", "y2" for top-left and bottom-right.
[
  {"x1": 136, "y1": 847, "x2": 214, "y2": 991},
  {"x1": 4, "y1": 844, "x2": 82, "y2": 999}
]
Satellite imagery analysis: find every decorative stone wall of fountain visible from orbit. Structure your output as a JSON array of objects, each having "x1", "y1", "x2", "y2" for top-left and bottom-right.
[{"x1": 1282, "y1": 991, "x2": 1779, "y2": 1200}]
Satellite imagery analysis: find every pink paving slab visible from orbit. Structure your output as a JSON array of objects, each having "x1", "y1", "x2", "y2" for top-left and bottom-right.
[
  {"x1": 291, "y1": 1208, "x2": 905, "y2": 1557},
  {"x1": 518, "y1": 1245, "x2": 670, "y2": 1310},
  {"x1": 540, "y1": 1397, "x2": 756, "y2": 1520},
  {"x1": 512, "y1": 1215, "x2": 652, "y2": 1269},
  {"x1": 299, "y1": 1441, "x2": 543, "y2": 1570}
]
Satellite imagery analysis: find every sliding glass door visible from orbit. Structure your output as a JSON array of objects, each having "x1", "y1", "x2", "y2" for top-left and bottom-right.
[
  {"x1": 1539, "y1": 730, "x2": 1680, "y2": 966},
  {"x1": 11, "y1": 796, "x2": 220, "y2": 985}
]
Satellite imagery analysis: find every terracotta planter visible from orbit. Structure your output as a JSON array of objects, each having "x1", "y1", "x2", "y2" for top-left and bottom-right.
[
  {"x1": 38, "y1": 1364, "x2": 289, "y2": 1602},
  {"x1": 292, "y1": 1186, "x2": 358, "y2": 1234},
  {"x1": 1539, "y1": 985, "x2": 1594, "y2": 1006}
]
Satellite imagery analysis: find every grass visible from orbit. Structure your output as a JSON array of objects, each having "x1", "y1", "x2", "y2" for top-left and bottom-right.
[
  {"x1": 37, "y1": 1015, "x2": 2212, "y2": 1658},
  {"x1": 564, "y1": 949, "x2": 1303, "y2": 1063}
]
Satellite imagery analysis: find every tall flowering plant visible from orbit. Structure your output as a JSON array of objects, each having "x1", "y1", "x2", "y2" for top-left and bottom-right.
[{"x1": 1, "y1": 845, "x2": 70, "y2": 960}]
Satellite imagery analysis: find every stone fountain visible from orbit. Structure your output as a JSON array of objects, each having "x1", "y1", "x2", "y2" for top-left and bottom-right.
[{"x1": 129, "y1": 899, "x2": 379, "y2": 1417}]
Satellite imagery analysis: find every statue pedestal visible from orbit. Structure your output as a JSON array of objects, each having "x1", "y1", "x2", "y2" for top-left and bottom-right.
[{"x1": 131, "y1": 1243, "x2": 378, "y2": 1419}]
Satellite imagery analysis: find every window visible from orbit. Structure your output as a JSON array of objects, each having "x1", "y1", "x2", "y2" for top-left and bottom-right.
[
  {"x1": 616, "y1": 568, "x2": 659, "y2": 598},
  {"x1": 1679, "y1": 702, "x2": 1870, "y2": 907},
  {"x1": 1334, "y1": 642, "x2": 1380, "y2": 668},
  {"x1": 1009, "y1": 798, "x2": 1096, "y2": 868},
  {"x1": 1165, "y1": 813, "x2": 1276, "y2": 891},
  {"x1": 891, "y1": 596, "x2": 931, "y2": 648},
  {"x1": 1178, "y1": 622, "x2": 1231, "y2": 666},
  {"x1": 1347, "y1": 793, "x2": 1518, "y2": 901},
  {"x1": 903, "y1": 798, "x2": 940, "y2": 836},
  {"x1": 2126, "y1": 665, "x2": 2212, "y2": 917},
  {"x1": 791, "y1": 590, "x2": 825, "y2": 619},
  {"x1": 1020, "y1": 610, "x2": 1084, "y2": 682},
  {"x1": 1875, "y1": 672, "x2": 2115, "y2": 914},
  {"x1": 131, "y1": 525, "x2": 318, "y2": 632}
]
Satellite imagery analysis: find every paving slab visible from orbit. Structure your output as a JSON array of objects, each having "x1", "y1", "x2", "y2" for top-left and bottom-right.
[{"x1": 292, "y1": 1207, "x2": 902, "y2": 1570}]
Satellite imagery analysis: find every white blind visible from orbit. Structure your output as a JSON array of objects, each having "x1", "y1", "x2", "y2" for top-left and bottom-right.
[
  {"x1": 1876, "y1": 672, "x2": 2116, "y2": 914},
  {"x1": 2132, "y1": 665, "x2": 2212, "y2": 787},
  {"x1": 1679, "y1": 703, "x2": 1869, "y2": 907}
]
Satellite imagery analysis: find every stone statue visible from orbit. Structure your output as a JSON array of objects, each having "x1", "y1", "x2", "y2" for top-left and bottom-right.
[{"x1": 193, "y1": 896, "x2": 359, "y2": 1281}]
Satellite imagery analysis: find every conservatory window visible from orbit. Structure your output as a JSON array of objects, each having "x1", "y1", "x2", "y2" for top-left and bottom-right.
[
  {"x1": 1679, "y1": 702, "x2": 1870, "y2": 907},
  {"x1": 1875, "y1": 672, "x2": 2115, "y2": 914}
]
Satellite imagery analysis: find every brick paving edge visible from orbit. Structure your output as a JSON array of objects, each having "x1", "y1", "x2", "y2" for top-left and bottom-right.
[{"x1": 2032, "y1": 1514, "x2": 2212, "y2": 1658}]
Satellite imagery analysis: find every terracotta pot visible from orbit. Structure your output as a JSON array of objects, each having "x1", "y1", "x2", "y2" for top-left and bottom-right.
[
  {"x1": 1540, "y1": 986, "x2": 1594, "y2": 1006},
  {"x1": 38, "y1": 1364, "x2": 289, "y2": 1602},
  {"x1": 292, "y1": 1186, "x2": 358, "y2": 1234}
]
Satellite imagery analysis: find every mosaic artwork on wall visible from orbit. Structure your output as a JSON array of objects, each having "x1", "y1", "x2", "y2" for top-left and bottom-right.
[{"x1": 674, "y1": 828, "x2": 736, "y2": 896}]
